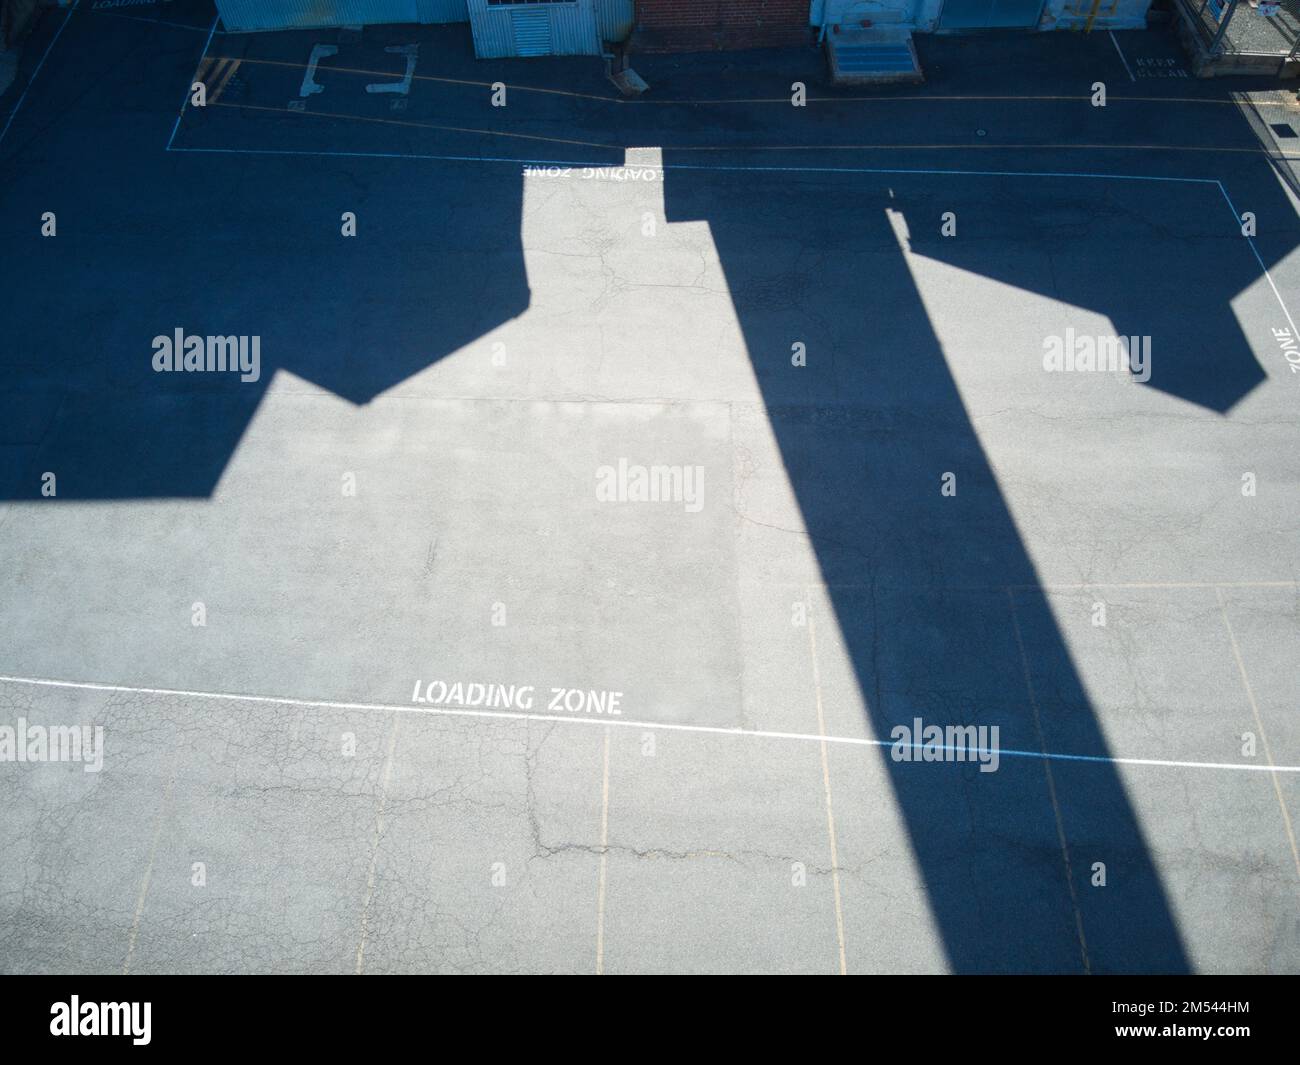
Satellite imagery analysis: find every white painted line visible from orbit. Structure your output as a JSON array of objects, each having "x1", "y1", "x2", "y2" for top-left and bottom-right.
[
  {"x1": 1007, "y1": 588, "x2": 1090, "y2": 974},
  {"x1": 595, "y1": 726, "x2": 611, "y2": 976},
  {"x1": 0, "y1": 0, "x2": 79, "y2": 150},
  {"x1": 1109, "y1": 32, "x2": 1137, "y2": 84},
  {"x1": 2, "y1": 673, "x2": 1297, "y2": 776},
  {"x1": 365, "y1": 44, "x2": 418, "y2": 96},
  {"x1": 122, "y1": 756, "x2": 176, "y2": 975},
  {"x1": 1215, "y1": 589, "x2": 1300, "y2": 883},
  {"x1": 165, "y1": 12, "x2": 218, "y2": 151},
  {"x1": 299, "y1": 43, "x2": 339, "y2": 99}
]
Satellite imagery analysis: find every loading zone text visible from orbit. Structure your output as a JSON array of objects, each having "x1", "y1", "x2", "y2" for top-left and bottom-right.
[{"x1": 412, "y1": 680, "x2": 623, "y2": 715}]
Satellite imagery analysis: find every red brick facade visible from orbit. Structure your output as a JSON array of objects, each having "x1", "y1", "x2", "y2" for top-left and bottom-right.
[{"x1": 633, "y1": 0, "x2": 812, "y2": 52}]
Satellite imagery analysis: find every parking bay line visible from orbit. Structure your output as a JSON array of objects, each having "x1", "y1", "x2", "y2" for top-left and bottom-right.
[
  {"x1": 595, "y1": 726, "x2": 611, "y2": 976},
  {"x1": 805, "y1": 588, "x2": 848, "y2": 975},
  {"x1": 1214, "y1": 589, "x2": 1300, "y2": 884},
  {"x1": 165, "y1": 12, "x2": 219, "y2": 152},
  {"x1": 2, "y1": 673, "x2": 1297, "y2": 776},
  {"x1": 193, "y1": 55, "x2": 1298, "y2": 109},
  {"x1": 174, "y1": 101, "x2": 1300, "y2": 159},
  {"x1": 0, "y1": 0, "x2": 79, "y2": 150}
]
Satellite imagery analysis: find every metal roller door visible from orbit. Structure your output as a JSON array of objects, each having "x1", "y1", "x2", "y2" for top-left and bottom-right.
[{"x1": 467, "y1": 0, "x2": 601, "y2": 57}]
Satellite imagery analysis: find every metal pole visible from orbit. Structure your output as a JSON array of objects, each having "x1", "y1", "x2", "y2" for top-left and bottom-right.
[
  {"x1": 1207, "y1": 0, "x2": 1239, "y2": 53},
  {"x1": 1281, "y1": 31, "x2": 1300, "y2": 78}
]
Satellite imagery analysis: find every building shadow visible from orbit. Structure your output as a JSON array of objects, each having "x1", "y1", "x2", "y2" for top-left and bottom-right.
[{"x1": 5, "y1": 5, "x2": 1296, "y2": 971}]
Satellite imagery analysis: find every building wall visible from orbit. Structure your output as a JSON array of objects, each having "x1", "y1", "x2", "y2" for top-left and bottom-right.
[
  {"x1": 1038, "y1": 0, "x2": 1150, "y2": 30},
  {"x1": 634, "y1": 0, "x2": 814, "y2": 50},
  {"x1": 814, "y1": 0, "x2": 1149, "y2": 30},
  {"x1": 213, "y1": 0, "x2": 467, "y2": 34},
  {"x1": 468, "y1": 0, "x2": 601, "y2": 57}
]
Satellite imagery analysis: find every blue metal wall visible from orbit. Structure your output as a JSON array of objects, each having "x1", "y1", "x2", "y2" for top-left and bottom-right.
[
  {"x1": 937, "y1": 0, "x2": 1044, "y2": 26},
  {"x1": 595, "y1": 0, "x2": 635, "y2": 42},
  {"x1": 214, "y1": 0, "x2": 468, "y2": 33}
]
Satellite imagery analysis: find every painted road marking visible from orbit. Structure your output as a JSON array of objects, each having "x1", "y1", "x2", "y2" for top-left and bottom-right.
[
  {"x1": 596, "y1": 726, "x2": 611, "y2": 975},
  {"x1": 192, "y1": 55, "x2": 1295, "y2": 108},
  {"x1": 3, "y1": 674, "x2": 1297, "y2": 776},
  {"x1": 354, "y1": 712, "x2": 401, "y2": 974},
  {"x1": 1217, "y1": 182, "x2": 1300, "y2": 339},
  {"x1": 164, "y1": 12, "x2": 217, "y2": 151},
  {"x1": 299, "y1": 44, "x2": 338, "y2": 98},
  {"x1": 0, "y1": 0, "x2": 80, "y2": 149},
  {"x1": 158, "y1": 140, "x2": 1300, "y2": 344},
  {"x1": 806, "y1": 589, "x2": 848, "y2": 975},
  {"x1": 1215, "y1": 589, "x2": 1300, "y2": 885},
  {"x1": 196, "y1": 56, "x2": 241, "y2": 105},
  {"x1": 366, "y1": 45, "x2": 418, "y2": 96},
  {"x1": 122, "y1": 749, "x2": 177, "y2": 975},
  {"x1": 186, "y1": 99, "x2": 1300, "y2": 159},
  {"x1": 1109, "y1": 32, "x2": 1136, "y2": 84},
  {"x1": 1132, "y1": 57, "x2": 1189, "y2": 80},
  {"x1": 1007, "y1": 588, "x2": 1090, "y2": 974}
]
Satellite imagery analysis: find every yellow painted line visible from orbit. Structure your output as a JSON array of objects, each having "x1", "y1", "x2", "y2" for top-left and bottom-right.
[
  {"x1": 209, "y1": 100, "x2": 614, "y2": 149},
  {"x1": 122, "y1": 756, "x2": 177, "y2": 975},
  {"x1": 205, "y1": 102, "x2": 1299, "y2": 160},
  {"x1": 806, "y1": 589, "x2": 848, "y2": 975},
  {"x1": 1007, "y1": 588, "x2": 1091, "y2": 974},
  {"x1": 1215, "y1": 588, "x2": 1300, "y2": 886},
  {"x1": 206, "y1": 57, "x2": 1300, "y2": 108},
  {"x1": 354, "y1": 713, "x2": 400, "y2": 975},
  {"x1": 596, "y1": 725, "x2": 611, "y2": 976},
  {"x1": 208, "y1": 58, "x2": 241, "y2": 105}
]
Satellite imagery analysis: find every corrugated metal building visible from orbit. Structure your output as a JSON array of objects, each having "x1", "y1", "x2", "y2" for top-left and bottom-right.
[
  {"x1": 469, "y1": 0, "x2": 600, "y2": 57},
  {"x1": 213, "y1": 0, "x2": 635, "y2": 57},
  {"x1": 811, "y1": 0, "x2": 1151, "y2": 32},
  {"x1": 214, "y1": 0, "x2": 469, "y2": 33}
]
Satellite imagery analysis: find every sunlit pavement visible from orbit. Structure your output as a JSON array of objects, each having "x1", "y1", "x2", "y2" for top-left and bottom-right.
[{"x1": 1, "y1": 2, "x2": 1298, "y2": 973}]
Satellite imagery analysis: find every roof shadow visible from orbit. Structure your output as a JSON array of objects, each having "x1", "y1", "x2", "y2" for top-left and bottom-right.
[
  {"x1": 7, "y1": 8, "x2": 1298, "y2": 971},
  {"x1": 659, "y1": 158, "x2": 1215, "y2": 970}
]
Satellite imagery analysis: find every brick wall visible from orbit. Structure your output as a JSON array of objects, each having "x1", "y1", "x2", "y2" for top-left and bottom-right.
[{"x1": 633, "y1": 0, "x2": 812, "y2": 52}]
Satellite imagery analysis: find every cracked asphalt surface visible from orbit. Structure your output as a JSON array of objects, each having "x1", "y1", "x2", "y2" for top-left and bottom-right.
[{"x1": 1, "y1": 2, "x2": 1298, "y2": 973}]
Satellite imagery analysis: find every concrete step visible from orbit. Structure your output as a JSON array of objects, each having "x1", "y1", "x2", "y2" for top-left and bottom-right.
[{"x1": 825, "y1": 28, "x2": 923, "y2": 84}]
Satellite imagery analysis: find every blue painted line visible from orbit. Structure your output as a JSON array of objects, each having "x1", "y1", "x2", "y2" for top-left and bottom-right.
[
  {"x1": 164, "y1": 145, "x2": 614, "y2": 168},
  {"x1": 662, "y1": 161, "x2": 1220, "y2": 186},
  {"x1": 164, "y1": 143, "x2": 1221, "y2": 189},
  {"x1": 89, "y1": 10, "x2": 225, "y2": 35},
  {"x1": 165, "y1": 12, "x2": 219, "y2": 152},
  {"x1": 1216, "y1": 179, "x2": 1299, "y2": 334},
  {"x1": 0, "y1": 0, "x2": 80, "y2": 150}
]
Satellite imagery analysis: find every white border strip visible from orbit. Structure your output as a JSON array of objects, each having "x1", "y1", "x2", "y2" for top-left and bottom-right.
[{"x1": 1, "y1": 673, "x2": 1296, "y2": 775}]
